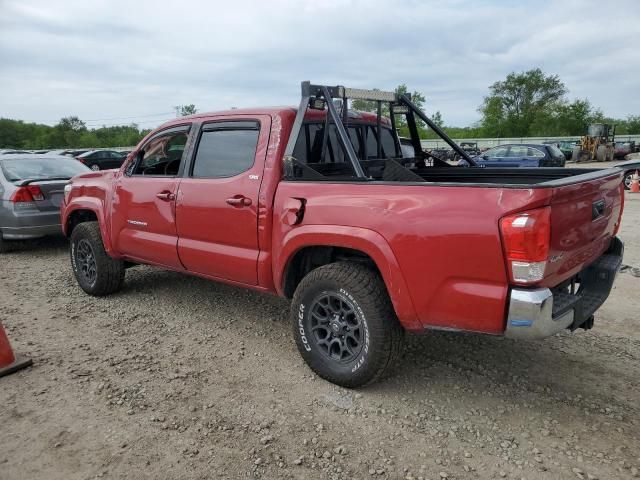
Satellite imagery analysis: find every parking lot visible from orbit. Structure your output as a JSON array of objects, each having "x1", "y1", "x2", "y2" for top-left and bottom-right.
[{"x1": 0, "y1": 192, "x2": 638, "y2": 480}]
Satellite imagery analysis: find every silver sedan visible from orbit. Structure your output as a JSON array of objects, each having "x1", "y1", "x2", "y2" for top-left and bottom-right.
[{"x1": 0, "y1": 154, "x2": 90, "y2": 252}]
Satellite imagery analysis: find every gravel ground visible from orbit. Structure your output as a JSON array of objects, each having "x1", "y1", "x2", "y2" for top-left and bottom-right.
[{"x1": 1, "y1": 192, "x2": 639, "y2": 480}]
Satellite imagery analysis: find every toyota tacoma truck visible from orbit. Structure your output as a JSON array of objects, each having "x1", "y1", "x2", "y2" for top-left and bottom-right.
[{"x1": 61, "y1": 82, "x2": 625, "y2": 387}]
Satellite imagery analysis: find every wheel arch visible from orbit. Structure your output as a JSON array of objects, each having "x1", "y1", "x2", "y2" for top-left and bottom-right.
[
  {"x1": 275, "y1": 226, "x2": 420, "y2": 329},
  {"x1": 63, "y1": 201, "x2": 114, "y2": 255}
]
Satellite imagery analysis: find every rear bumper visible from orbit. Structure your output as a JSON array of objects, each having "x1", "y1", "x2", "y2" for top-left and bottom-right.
[
  {"x1": 1, "y1": 224, "x2": 62, "y2": 240},
  {"x1": 505, "y1": 237, "x2": 623, "y2": 340}
]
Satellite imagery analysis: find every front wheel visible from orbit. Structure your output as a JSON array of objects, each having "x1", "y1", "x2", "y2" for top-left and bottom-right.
[
  {"x1": 70, "y1": 221, "x2": 125, "y2": 296},
  {"x1": 290, "y1": 262, "x2": 404, "y2": 388}
]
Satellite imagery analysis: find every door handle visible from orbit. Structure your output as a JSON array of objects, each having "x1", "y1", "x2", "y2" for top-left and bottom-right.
[
  {"x1": 156, "y1": 191, "x2": 175, "y2": 201},
  {"x1": 226, "y1": 196, "x2": 252, "y2": 207}
]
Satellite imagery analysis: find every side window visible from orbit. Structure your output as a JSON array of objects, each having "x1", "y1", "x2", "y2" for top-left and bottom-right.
[
  {"x1": 528, "y1": 147, "x2": 546, "y2": 158},
  {"x1": 507, "y1": 145, "x2": 528, "y2": 157},
  {"x1": 487, "y1": 146, "x2": 508, "y2": 157},
  {"x1": 191, "y1": 122, "x2": 259, "y2": 178},
  {"x1": 132, "y1": 130, "x2": 189, "y2": 176}
]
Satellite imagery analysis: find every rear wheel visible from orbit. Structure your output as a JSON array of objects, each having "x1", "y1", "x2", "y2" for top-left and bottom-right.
[
  {"x1": 290, "y1": 262, "x2": 404, "y2": 388},
  {"x1": 624, "y1": 171, "x2": 634, "y2": 190},
  {"x1": 70, "y1": 221, "x2": 124, "y2": 296},
  {"x1": 596, "y1": 145, "x2": 607, "y2": 162},
  {"x1": 90, "y1": 164, "x2": 100, "y2": 171}
]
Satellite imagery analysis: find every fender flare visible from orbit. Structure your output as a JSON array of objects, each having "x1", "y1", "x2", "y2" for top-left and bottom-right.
[
  {"x1": 274, "y1": 225, "x2": 420, "y2": 329},
  {"x1": 62, "y1": 199, "x2": 115, "y2": 256}
]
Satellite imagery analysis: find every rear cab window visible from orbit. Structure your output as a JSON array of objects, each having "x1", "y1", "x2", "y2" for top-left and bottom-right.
[{"x1": 292, "y1": 121, "x2": 399, "y2": 178}]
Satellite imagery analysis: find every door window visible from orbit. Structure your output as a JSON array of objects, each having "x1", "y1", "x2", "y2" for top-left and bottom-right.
[
  {"x1": 485, "y1": 146, "x2": 508, "y2": 158},
  {"x1": 191, "y1": 122, "x2": 259, "y2": 178},
  {"x1": 131, "y1": 130, "x2": 189, "y2": 176},
  {"x1": 506, "y1": 145, "x2": 529, "y2": 157}
]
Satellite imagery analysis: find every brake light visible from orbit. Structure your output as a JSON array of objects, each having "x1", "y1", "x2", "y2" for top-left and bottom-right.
[
  {"x1": 76, "y1": 157, "x2": 85, "y2": 163},
  {"x1": 500, "y1": 206, "x2": 551, "y2": 284},
  {"x1": 10, "y1": 185, "x2": 45, "y2": 203}
]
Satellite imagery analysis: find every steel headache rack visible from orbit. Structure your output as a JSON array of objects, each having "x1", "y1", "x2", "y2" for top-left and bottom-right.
[{"x1": 283, "y1": 81, "x2": 476, "y2": 180}]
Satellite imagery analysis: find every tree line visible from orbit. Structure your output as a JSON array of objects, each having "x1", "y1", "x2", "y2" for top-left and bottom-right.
[
  {"x1": 0, "y1": 105, "x2": 199, "y2": 150},
  {"x1": 356, "y1": 70, "x2": 639, "y2": 140},
  {"x1": 0, "y1": 116, "x2": 152, "y2": 150},
  {"x1": 1, "y1": 73, "x2": 639, "y2": 149}
]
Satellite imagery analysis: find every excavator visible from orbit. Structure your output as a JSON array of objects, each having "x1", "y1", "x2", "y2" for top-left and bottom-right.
[{"x1": 571, "y1": 123, "x2": 616, "y2": 162}]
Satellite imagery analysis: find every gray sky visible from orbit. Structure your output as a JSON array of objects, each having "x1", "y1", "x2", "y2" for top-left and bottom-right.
[{"x1": 1, "y1": 0, "x2": 639, "y2": 129}]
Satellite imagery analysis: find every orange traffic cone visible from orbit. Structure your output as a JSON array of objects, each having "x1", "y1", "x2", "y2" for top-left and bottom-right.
[
  {"x1": 631, "y1": 170, "x2": 640, "y2": 194},
  {"x1": 0, "y1": 322, "x2": 32, "y2": 378}
]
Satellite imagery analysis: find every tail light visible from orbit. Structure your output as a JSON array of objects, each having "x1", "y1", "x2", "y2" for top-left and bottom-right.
[
  {"x1": 500, "y1": 206, "x2": 551, "y2": 284},
  {"x1": 76, "y1": 156, "x2": 85, "y2": 164},
  {"x1": 10, "y1": 185, "x2": 45, "y2": 203}
]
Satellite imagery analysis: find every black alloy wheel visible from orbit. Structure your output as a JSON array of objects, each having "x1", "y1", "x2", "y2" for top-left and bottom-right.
[
  {"x1": 76, "y1": 238, "x2": 97, "y2": 287},
  {"x1": 309, "y1": 292, "x2": 364, "y2": 363}
]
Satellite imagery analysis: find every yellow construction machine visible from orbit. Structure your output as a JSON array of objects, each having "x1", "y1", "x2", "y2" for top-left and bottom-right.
[{"x1": 571, "y1": 124, "x2": 616, "y2": 162}]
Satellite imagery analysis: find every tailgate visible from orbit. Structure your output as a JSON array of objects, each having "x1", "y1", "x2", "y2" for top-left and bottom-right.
[{"x1": 542, "y1": 170, "x2": 623, "y2": 287}]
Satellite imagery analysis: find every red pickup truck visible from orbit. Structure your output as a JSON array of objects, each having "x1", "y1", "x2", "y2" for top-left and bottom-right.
[{"x1": 61, "y1": 82, "x2": 625, "y2": 387}]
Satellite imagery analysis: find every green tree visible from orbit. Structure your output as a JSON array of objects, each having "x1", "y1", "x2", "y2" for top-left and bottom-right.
[
  {"x1": 431, "y1": 111, "x2": 444, "y2": 128},
  {"x1": 625, "y1": 115, "x2": 640, "y2": 135},
  {"x1": 479, "y1": 69, "x2": 567, "y2": 137},
  {"x1": 180, "y1": 104, "x2": 197, "y2": 116}
]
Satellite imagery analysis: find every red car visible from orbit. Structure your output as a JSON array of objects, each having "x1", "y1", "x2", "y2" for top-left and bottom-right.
[{"x1": 61, "y1": 82, "x2": 624, "y2": 387}]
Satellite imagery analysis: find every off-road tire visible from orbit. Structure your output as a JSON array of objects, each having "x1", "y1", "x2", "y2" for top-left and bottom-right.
[
  {"x1": 291, "y1": 262, "x2": 404, "y2": 388},
  {"x1": 70, "y1": 221, "x2": 124, "y2": 296},
  {"x1": 596, "y1": 145, "x2": 607, "y2": 162}
]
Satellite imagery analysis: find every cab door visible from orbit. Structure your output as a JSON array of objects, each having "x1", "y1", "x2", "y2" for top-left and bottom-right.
[
  {"x1": 110, "y1": 125, "x2": 192, "y2": 269},
  {"x1": 175, "y1": 116, "x2": 270, "y2": 285}
]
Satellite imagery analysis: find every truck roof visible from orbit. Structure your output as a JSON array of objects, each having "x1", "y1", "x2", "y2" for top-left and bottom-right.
[{"x1": 158, "y1": 106, "x2": 391, "y2": 129}]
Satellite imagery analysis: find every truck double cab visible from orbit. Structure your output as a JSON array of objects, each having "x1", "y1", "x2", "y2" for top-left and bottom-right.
[{"x1": 61, "y1": 82, "x2": 625, "y2": 387}]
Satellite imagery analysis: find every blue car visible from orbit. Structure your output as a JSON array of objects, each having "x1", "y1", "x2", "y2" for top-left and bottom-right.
[{"x1": 462, "y1": 143, "x2": 566, "y2": 168}]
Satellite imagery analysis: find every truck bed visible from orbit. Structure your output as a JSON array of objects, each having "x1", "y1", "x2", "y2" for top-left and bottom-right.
[
  {"x1": 410, "y1": 166, "x2": 614, "y2": 187},
  {"x1": 295, "y1": 157, "x2": 620, "y2": 188}
]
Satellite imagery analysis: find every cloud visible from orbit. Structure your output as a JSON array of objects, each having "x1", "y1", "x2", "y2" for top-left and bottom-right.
[{"x1": 0, "y1": 0, "x2": 638, "y2": 128}]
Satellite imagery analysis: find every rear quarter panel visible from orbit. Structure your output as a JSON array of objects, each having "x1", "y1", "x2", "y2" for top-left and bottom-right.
[{"x1": 273, "y1": 182, "x2": 554, "y2": 334}]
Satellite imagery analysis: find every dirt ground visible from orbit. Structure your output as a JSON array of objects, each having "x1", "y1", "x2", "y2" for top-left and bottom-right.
[{"x1": 1, "y1": 194, "x2": 639, "y2": 480}]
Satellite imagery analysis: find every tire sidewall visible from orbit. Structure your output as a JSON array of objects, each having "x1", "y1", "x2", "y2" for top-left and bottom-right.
[{"x1": 294, "y1": 277, "x2": 376, "y2": 385}]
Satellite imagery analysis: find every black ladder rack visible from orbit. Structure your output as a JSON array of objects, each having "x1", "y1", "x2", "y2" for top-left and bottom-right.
[{"x1": 283, "y1": 81, "x2": 476, "y2": 179}]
